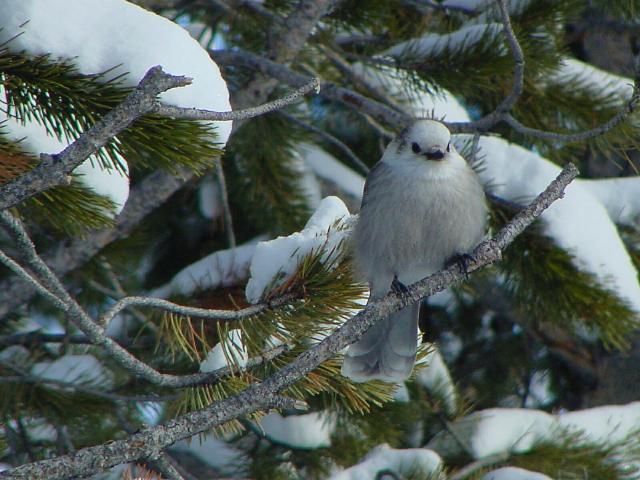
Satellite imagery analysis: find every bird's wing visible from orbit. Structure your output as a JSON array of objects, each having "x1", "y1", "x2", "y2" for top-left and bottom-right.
[{"x1": 361, "y1": 161, "x2": 391, "y2": 210}]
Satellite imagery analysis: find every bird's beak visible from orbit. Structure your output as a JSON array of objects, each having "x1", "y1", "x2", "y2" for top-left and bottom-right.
[{"x1": 424, "y1": 149, "x2": 445, "y2": 161}]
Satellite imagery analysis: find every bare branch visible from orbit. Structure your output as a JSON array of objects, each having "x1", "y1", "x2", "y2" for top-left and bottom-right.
[
  {"x1": 493, "y1": 0, "x2": 525, "y2": 113},
  {"x1": 214, "y1": 159, "x2": 237, "y2": 248},
  {"x1": 99, "y1": 293, "x2": 298, "y2": 329},
  {"x1": 155, "y1": 77, "x2": 319, "y2": 120},
  {"x1": 0, "y1": 212, "x2": 296, "y2": 389},
  {"x1": 0, "y1": 164, "x2": 579, "y2": 480},
  {"x1": 502, "y1": 96, "x2": 640, "y2": 142},
  {"x1": 212, "y1": 49, "x2": 412, "y2": 128},
  {"x1": 0, "y1": 167, "x2": 195, "y2": 320},
  {"x1": 214, "y1": 17, "x2": 639, "y2": 142},
  {"x1": 278, "y1": 111, "x2": 371, "y2": 175}
]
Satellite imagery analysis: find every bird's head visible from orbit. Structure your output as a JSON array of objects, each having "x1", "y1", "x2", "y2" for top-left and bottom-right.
[{"x1": 397, "y1": 119, "x2": 452, "y2": 162}]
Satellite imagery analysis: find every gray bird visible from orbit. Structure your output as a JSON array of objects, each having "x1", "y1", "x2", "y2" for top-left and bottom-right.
[{"x1": 342, "y1": 119, "x2": 487, "y2": 382}]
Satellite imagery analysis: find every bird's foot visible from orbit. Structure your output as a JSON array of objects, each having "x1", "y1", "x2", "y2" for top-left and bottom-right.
[
  {"x1": 446, "y1": 253, "x2": 475, "y2": 280},
  {"x1": 391, "y1": 275, "x2": 410, "y2": 297}
]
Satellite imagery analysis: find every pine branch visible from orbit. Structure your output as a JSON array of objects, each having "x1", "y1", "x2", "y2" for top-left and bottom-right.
[
  {"x1": 0, "y1": 67, "x2": 189, "y2": 210},
  {"x1": 0, "y1": 66, "x2": 319, "y2": 211},
  {"x1": 0, "y1": 164, "x2": 578, "y2": 480},
  {"x1": 214, "y1": 11, "x2": 640, "y2": 144},
  {"x1": 0, "y1": 167, "x2": 191, "y2": 320},
  {"x1": 0, "y1": 210, "x2": 299, "y2": 390}
]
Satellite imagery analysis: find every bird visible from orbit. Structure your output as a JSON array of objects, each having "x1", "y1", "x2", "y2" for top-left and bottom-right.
[{"x1": 342, "y1": 119, "x2": 487, "y2": 382}]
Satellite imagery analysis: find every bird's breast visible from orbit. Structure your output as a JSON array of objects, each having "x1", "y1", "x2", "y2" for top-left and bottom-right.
[{"x1": 354, "y1": 165, "x2": 486, "y2": 284}]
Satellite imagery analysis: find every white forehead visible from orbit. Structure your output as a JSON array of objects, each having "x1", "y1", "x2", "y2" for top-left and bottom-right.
[{"x1": 406, "y1": 120, "x2": 450, "y2": 146}]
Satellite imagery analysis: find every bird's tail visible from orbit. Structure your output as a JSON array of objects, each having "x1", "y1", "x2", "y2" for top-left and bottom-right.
[{"x1": 341, "y1": 302, "x2": 419, "y2": 383}]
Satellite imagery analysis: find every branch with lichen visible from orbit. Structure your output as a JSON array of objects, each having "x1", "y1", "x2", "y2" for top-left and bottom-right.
[{"x1": 0, "y1": 163, "x2": 578, "y2": 480}]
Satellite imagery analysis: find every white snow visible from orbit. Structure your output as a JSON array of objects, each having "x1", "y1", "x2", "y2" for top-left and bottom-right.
[
  {"x1": 200, "y1": 329, "x2": 248, "y2": 372},
  {"x1": 174, "y1": 435, "x2": 249, "y2": 476},
  {"x1": 329, "y1": 444, "x2": 442, "y2": 480},
  {"x1": 415, "y1": 345, "x2": 458, "y2": 415},
  {"x1": 0, "y1": 89, "x2": 130, "y2": 214},
  {"x1": 0, "y1": 345, "x2": 30, "y2": 364},
  {"x1": 427, "y1": 408, "x2": 556, "y2": 459},
  {"x1": 198, "y1": 176, "x2": 222, "y2": 220},
  {"x1": 583, "y1": 177, "x2": 640, "y2": 226},
  {"x1": 524, "y1": 369, "x2": 555, "y2": 408},
  {"x1": 442, "y1": 0, "x2": 491, "y2": 11},
  {"x1": 549, "y1": 58, "x2": 633, "y2": 100},
  {"x1": 557, "y1": 402, "x2": 640, "y2": 446},
  {"x1": 151, "y1": 240, "x2": 260, "y2": 298},
  {"x1": 299, "y1": 143, "x2": 365, "y2": 201},
  {"x1": 429, "y1": 402, "x2": 640, "y2": 461},
  {"x1": 0, "y1": 0, "x2": 232, "y2": 213},
  {"x1": 350, "y1": 63, "x2": 471, "y2": 122},
  {"x1": 245, "y1": 196, "x2": 353, "y2": 303},
  {"x1": 257, "y1": 411, "x2": 336, "y2": 449},
  {"x1": 482, "y1": 467, "x2": 552, "y2": 480},
  {"x1": 384, "y1": 23, "x2": 504, "y2": 59},
  {"x1": 465, "y1": 134, "x2": 640, "y2": 313},
  {"x1": 73, "y1": 160, "x2": 130, "y2": 214},
  {"x1": 0, "y1": 0, "x2": 231, "y2": 145},
  {"x1": 31, "y1": 354, "x2": 113, "y2": 388},
  {"x1": 393, "y1": 383, "x2": 410, "y2": 403},
  {"x1": 294, "y1": 150, "x2": 323, "y2": 209}
]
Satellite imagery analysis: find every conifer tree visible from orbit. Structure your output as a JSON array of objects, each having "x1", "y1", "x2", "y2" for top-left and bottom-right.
[{"x1": 1, "y1": 1, "x2": 640, "y2": 479}]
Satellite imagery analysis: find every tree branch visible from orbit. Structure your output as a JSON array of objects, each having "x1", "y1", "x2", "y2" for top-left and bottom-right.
[
  {"x1": 0, "y1": 70, "x2": 319, "y2": 212},
  {"x1": 214, "y1": 14, "x2": 639, "y2": 142},
  {"x1": 212, "y1": 48, "x2": 413, "y2": 128},
  {"x1": 155, "y1": 77, "x2": 319, "y2": 120},
  {"x1": 0, "y1": 163, "x2": 579, "y2": 480},
  {"x1": 0, "y1": 67, "x2": 189, "y2": 210},
  {"x1": 98, "y1": 293, "x2": 298, "y2": 329}
]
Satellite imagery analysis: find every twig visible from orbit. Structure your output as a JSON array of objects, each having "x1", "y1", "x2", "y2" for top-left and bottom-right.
[
  {"x1": 214, "y1": 10, "x2": 639, "y2": 142},
  {"x1": 98, "y1": 293, "x2": 298, "y2": 328},
  {"x1": 0, "y1": 167, "x2": 197, "y2": 320},
  {"x1": 0, "y1": 214, "x2": 294, "y2": 389},
  {"x1": 0, "y1": 164, "x2": 579, "y2": 480},
  {"x1": 0, "y1": 361, "x2": 180, "y2": 404},
  {"x1": 0, "y1": 331, "x2": 156, "y2": 349},
  {"x1": 492, "y1": 0, "x2": 525, "y2": 114},
  {"x1": 502, "y1": 100, "x2": 640, "y2": 142},
  {"x1": 155, "y1": 77, "x2": 319, "y2": 121},
  {"x1": 278, "y1": 111, "x2": 370, "y2": 175},
  {"x1": 319, "y1": 43, "x2": 407, "y2": 115},
  {"x1": 215, "y1": 158, "x2": 237, "y2": 248},
  {"x1": 212, "y1": 48, "x2": 413, "y2": 128},
  {"x1": 0, "y1": 250, "x2": 66, "y2": 311}
]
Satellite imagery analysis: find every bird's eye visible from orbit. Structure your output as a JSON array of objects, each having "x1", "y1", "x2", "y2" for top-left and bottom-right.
[
  {"x1": 411, "y1": 142, "x2": 421, "y2": 153},
  {"x1": 446, "y1": 142, "x2": 451, "y2": 152}
]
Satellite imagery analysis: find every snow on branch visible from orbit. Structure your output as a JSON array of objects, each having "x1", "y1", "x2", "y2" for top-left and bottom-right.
[
  {"x1": 215, "y1": 0, "x2": 639, "y2": 146},
  {"x1": 0, "y1": 67, "x2": 319, "y2": 211},
  {"x1": 0, "y1": 163, "x2": 578, "y2": 480}
]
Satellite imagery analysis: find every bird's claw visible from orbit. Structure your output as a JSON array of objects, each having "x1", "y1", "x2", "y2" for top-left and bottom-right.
[
  {"x1": 447, "y1": 253, "x2": 475, "y2": 280},
  {"x1": 391, "y1": 275, "x2": 410, "y2": 296}
]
